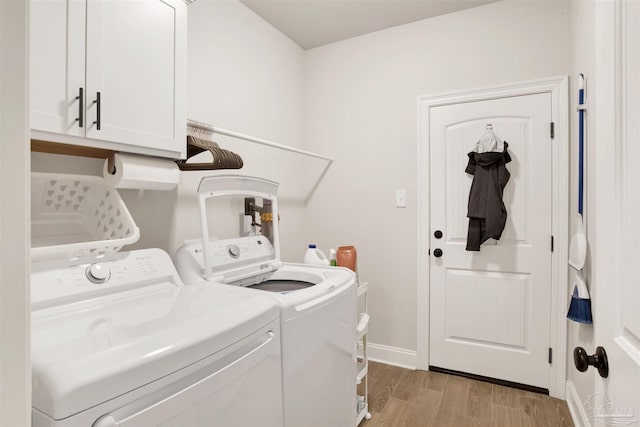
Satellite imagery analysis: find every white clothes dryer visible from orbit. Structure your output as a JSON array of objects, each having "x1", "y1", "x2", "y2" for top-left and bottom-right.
[
  {"x1": 173, "y1": 175, "x2": 357, "y2": 427},
  {"x1": 31, "y1": 248, "x2": 283, "y2": 427}
]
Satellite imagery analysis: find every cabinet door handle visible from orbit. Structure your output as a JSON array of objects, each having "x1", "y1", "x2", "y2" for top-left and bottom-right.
[
  {"x1": 92, "y1": 92, "x2": 101, "y2": 130},
  {"x1": 75, "y1": 87, "x2": 84, "y2": 128}
]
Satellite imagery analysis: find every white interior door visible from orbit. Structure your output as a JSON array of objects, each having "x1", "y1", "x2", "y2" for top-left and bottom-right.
[
  {"x1": 587, "y1": 1, "x2": 640, "y2": 423},
  {"x1": 429, "y1": 93, "x2": 553, "y2": 389}
]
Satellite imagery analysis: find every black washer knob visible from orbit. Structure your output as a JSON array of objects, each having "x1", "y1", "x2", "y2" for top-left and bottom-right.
[
  {"x1": 433, "y1": 248, "x2": 443, "y2": 258},
  {"x1": 434, "y1": 230, "x2": 443, "y2": 239}
]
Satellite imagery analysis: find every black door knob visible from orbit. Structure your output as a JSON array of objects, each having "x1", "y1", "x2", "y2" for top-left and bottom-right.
[
  {"x1": 574, "y1": 346, "x2": 609, "y2": 378},
  {"x1": 434, "y1": 230, "x2": 443, "y2": 239},
  {"x1": 433, "y1": 248, "x2": 443, "y2": 258}
]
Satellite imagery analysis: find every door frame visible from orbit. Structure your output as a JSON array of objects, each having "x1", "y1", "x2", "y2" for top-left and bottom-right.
[
  {"x1": 416, "y1": 76, "x2": 569, "y2": 399},
  {"x1": 0, "y1": 0, "x2": 31, "y2": 424}
]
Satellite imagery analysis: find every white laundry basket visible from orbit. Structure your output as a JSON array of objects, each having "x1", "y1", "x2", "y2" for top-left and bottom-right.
[{"x1": 31, "y1": 173, "x2": 140, "y2": 262}]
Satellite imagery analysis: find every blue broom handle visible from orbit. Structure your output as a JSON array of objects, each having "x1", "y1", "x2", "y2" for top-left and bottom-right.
[{"x1": 578, "y1": 87, "x2": 584, "y2": 216}]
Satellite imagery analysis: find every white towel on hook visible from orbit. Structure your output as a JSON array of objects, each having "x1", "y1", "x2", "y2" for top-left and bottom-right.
[{"x1": 474, "y1": 127, "x2": 505, "y2": 153}]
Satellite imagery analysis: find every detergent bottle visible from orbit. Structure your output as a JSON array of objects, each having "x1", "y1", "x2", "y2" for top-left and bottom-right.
[
  {"x1": 304, "y1": 244, "x2": 330, "y2": 265},
  {"x1": 336, "y1": 245, "x2": 357, "y2": 272}
]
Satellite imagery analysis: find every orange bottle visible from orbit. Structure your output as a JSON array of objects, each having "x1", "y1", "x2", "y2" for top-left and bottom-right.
[{"x1": 336, "y1": 246, "x2": 357, "y2": 273}]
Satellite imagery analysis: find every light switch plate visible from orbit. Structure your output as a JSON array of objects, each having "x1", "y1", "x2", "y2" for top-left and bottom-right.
[{"x1": 396, "y1": 189, "x2": 407, "y2": 208}]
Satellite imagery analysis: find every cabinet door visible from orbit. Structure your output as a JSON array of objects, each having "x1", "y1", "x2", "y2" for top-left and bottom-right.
[
  {"x1": 30, "y1": 0, "x2": 85, "y2": 137},
  {"x1": 85, "y1": 0, "x2": 186, "y2": 157}
]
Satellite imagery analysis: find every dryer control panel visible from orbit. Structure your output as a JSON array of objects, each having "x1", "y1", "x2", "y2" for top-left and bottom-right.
[{"x1": 31, "y1": 248, "x2": 182, "y2": 309}]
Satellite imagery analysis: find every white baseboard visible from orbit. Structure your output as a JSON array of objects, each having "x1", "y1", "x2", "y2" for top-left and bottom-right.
[
  {"x1": 367, "y1": 342, "x2": 417, "y2": 370},
  {"x1": 565, "y1": 381, "x2": 591, "y2": 427}
]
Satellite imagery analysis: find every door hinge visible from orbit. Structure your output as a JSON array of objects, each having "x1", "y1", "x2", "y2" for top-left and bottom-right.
[
  {"x1": 551, "y1": 235, "x2": 554, "y2": 252},
  {"x1": 548, "y1": 347, "x2": 553, "y2": 364},
  {"x1": 550, "y1": 122, "x2": 555, "y2": 139}
]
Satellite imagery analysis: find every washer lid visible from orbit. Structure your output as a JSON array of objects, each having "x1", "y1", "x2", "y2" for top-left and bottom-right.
[{"x1": 31, "y1": 282, "x2": 279, "y2": 420}]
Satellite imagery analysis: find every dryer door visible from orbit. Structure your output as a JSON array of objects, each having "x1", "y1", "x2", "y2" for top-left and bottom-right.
[{"x1": 92, "y1": 323, "x2": 282, "y2": 427}]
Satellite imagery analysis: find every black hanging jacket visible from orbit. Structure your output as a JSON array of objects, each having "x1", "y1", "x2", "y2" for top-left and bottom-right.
[{"x1": 465, "y1": 143, "x2": 511, "y2": 251}]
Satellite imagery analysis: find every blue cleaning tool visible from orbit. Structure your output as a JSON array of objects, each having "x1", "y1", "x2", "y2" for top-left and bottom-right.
[
  {"x1": 567, "y1": 74, "x2": 592, "y2": 324},
  {"x1": 567, "y1": 270, "x2": 592, "y2": 324}
]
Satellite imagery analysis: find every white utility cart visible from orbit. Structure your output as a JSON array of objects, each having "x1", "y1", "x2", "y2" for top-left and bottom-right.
[{"x1": 357, "y1": 281, "x2": 372, "y2": 424}]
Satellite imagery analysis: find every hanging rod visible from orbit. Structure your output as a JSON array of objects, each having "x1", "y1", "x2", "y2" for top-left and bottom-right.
[{"x1": 187, "y1": 119, "x2": 333, "y2": 163}]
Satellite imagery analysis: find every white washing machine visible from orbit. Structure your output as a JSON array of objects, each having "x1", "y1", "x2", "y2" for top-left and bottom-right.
[
  {"x1": 31, "y1": 248, "x2": 284, "y2": 427},
  {"x1": 174, "y1": 175, "x2": 357, "y2": 427}
]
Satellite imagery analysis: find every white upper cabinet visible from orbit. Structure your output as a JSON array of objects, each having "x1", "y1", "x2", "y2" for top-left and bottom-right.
[
  {"x1": 30, "y1": 0, "x2": 186, "y2": 159},
  {"x1": 30, "y1": 0, "x2": 86, "y2": 138}
]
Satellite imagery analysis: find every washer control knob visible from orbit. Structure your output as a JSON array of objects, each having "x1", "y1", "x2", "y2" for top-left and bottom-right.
[
  {"x1": 86, "y1": 263, "x2": 111, "y2": 284},
  {"x1": 227, "y1": 244, "x2": 241, "y2": 258}
]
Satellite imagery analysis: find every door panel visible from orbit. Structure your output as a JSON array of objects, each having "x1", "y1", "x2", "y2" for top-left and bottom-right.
[
  {"x1": 445, "y1": 270, "x2": 528, "y2": 349},
  {"x1": 430, "y1": 93, "x2": 552, "y2": 388},
  {"x1": 619, "y1": 0, "x2": 640, "y2": 362},
  {"x1": 85, "y1": 0, "x2": 182, "y2": 152},
  {"x1": 30, "y1": 0, "x2": 85, "y2": 136},
  {"x1": 590, "y1": 1, "x2": 640, "y2": 423}
]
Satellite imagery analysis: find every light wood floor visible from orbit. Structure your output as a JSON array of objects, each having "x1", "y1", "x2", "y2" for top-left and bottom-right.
[{"x1": 360, "y1": 361, "x2": 574, "y2": 427}]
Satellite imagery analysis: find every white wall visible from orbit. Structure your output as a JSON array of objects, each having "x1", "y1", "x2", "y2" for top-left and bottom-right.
[
  {"x1": 303, "y1": 0, "x2": 572, "y2": 359},
  {"x1": 174, "y1": 0, "x2": 308, "y2": 260},
  {"x1": 0, "y1": 0, "x2": 31, "y2": 424}
]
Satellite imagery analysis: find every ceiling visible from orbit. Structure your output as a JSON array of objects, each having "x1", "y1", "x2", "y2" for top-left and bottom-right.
[{"x1": 239, "y1": 0, "x2": 500, "y2": 50}]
